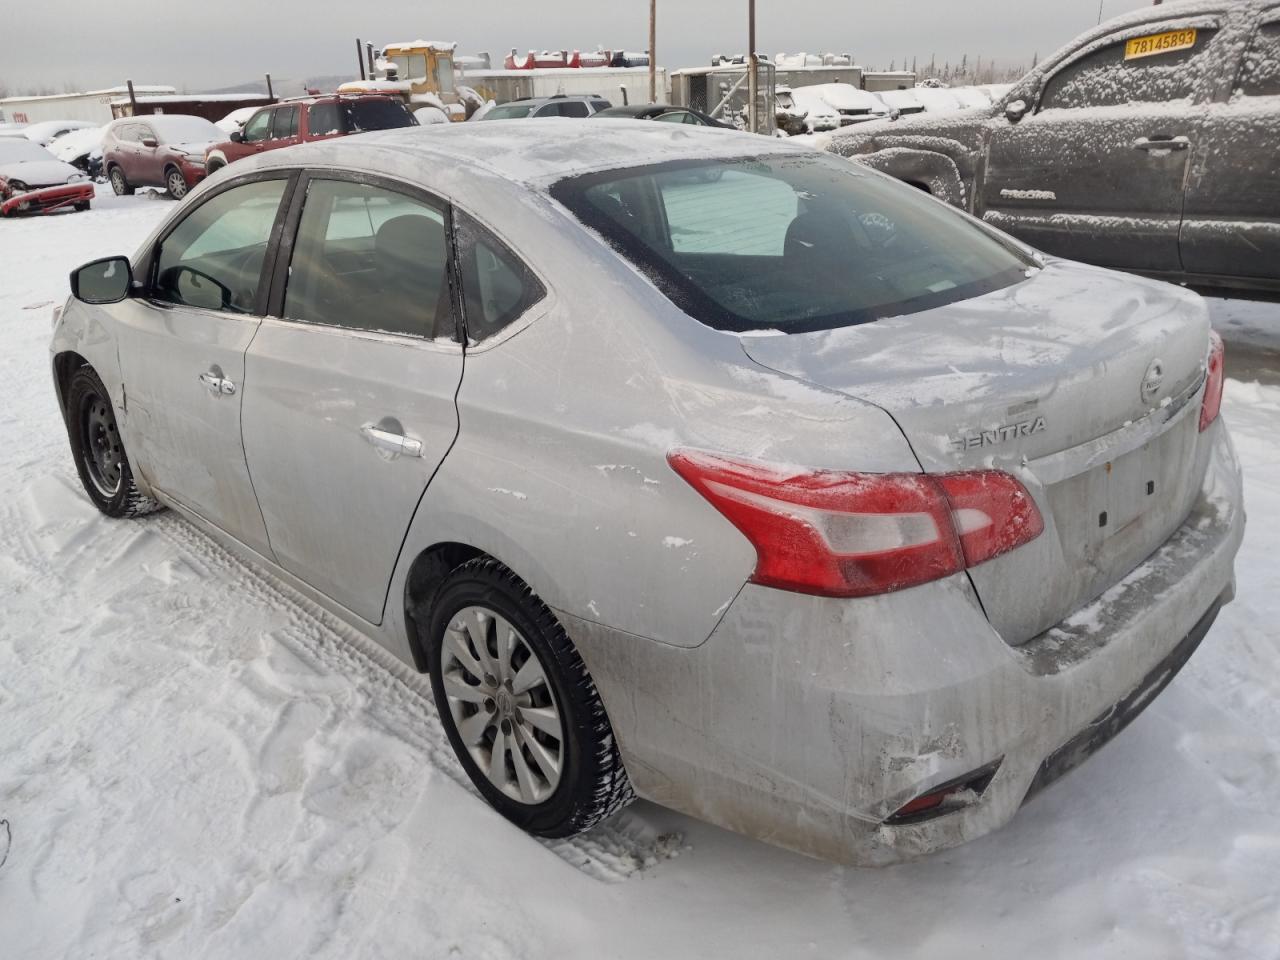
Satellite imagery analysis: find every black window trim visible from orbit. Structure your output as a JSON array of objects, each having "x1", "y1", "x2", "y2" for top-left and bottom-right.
[
  {"x1": 266, "y1": 168, "x2": 466, "y2": 344},
  {"x1": 1034, "y1": 13, "x2": 1225, "y2": 113},
  {"x1": 451, "y1": 207, "x2": 549, "y2": 346},
  {"x1": 142, "y1": 168, "x2": 300, "y2": 318}
]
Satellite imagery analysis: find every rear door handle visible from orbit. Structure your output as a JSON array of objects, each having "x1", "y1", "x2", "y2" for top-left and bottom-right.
[
  {"x1": 1133, "y1": 135, "x2": 1190, "y2": 151},
  {"x1": 360, "y1": 423, "x2": 424, "y2": 458}
]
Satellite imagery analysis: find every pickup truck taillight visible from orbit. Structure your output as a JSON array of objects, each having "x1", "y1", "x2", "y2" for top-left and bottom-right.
[
  {"x1": 668, "y1": 449, "x2": 1043, "y2": 599},
  {"x1": 1199, "y1": 329, "x2": 1225, "y2": 432}
]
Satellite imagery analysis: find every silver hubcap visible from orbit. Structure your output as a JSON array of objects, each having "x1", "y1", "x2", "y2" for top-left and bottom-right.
[
  {"x1": 168, "y1": 172, "x2": 186, "y2": 197},
  {"x1": 442, "y1": 606, "x2": 564, "y2": 804}
]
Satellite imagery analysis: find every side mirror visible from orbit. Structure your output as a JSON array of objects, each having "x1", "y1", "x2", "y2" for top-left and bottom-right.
[
  {"x1": 1005, "y1": 99, "x2": 1028, "y2": 123},
  {"x1": 141, "y1": 136, "x2": 158, "y2": 148},
  {"x1": 230, "y1": 130, "x2": 244, "y2": 143},
  {"x1": 71, "y1": 256, "x2": 133, "y2": 304}
]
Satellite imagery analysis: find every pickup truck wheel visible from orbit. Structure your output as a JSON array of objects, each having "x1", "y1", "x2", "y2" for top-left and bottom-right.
[
  {"x1": 427, "y1": 558, "x2": 633, "y2": 838},
  {"x1": 165, "y1": 168, "x2": 188, "y2": 200},
  {"x1": 66, "y1": 366, "x2": 162, "y2": 518},
  {"x1": 109, "y1": 167, "x2": 134, "y2": 196}
]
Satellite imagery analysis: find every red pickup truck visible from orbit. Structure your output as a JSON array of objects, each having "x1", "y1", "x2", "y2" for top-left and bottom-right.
[{"x1": 205, "y1": 94, "x2": 417, "y2": 174}]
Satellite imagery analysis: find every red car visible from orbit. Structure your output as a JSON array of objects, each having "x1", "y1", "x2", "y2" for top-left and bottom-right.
[
  {"x1": 204, "y1": 94, "x2": 417, "y2": 174},
  {"x1": 0, "y1": 174, "x2": 93, "y2": 216},
  {"x1": 101, "y1": 114, "x2": 225, "y2": 199}
]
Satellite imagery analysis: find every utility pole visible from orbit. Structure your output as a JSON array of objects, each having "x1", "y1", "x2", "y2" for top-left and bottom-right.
[
  {"x1": 747, "y1": 0, "x2": 758, "y2": 132},
  {"x1": 649, "y1": 0, "x2": 657, "y2": 103}
]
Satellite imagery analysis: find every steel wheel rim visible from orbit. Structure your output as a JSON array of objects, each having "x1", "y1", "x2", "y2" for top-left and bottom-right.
[
  {"x1": 168, "y1": 172, "x2": 186, "y2": 198},
  {"x1": 442, "y1": 605, "x2": 565, "y2": 804},
  {"x1": 81, "y1": 390, "x2": 123, "y2": 497}
]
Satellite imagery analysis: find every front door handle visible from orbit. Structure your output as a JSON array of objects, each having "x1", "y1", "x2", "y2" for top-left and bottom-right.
[
  {"x1": 360, "y1": 423, "x2": 424, "y2": 459},
  {"x1": 1133, "y1": 135, "x2": 1190, "y2": 151},
  {"x1": 198, "y1": 370, "x2": 237, "y2": 396}
]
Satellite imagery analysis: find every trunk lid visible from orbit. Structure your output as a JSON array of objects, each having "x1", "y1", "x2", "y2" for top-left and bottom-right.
[{"x1": 740, "y1": 260, "x2": 1212, "y2": 644}]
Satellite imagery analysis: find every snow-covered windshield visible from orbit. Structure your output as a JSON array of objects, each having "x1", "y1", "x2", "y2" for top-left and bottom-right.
[
  {"x1": 146, "y1": 115, "x2": 222, "y2": 144},
  {"x1": 552, "y1": 154, "x2": 1034, "y2": 334},
  {"x1": 0, "y1": 139, "x2": 56, "y2": 163}
]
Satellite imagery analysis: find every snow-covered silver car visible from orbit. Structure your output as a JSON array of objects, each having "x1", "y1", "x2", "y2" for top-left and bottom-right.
[{"x1": 49, "y1": 123, "x2": 1243, "y2": 865}]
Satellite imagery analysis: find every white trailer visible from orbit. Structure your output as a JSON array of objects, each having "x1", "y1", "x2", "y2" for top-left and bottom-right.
[
  {"x1": 459, "y1": 67, "x2": 665, "y2": 109},
  {"x1": 0, "y1": 86, "x2": 176, "y2": 125}
]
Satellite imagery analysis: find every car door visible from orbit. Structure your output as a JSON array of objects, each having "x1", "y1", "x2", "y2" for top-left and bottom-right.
[
  {"x1": 980, "y1": 15, "x2": 1225, "y2": 272},
  {"x1": 236, "y1": 108, "x2": 274, "y2": 159},
  {"x1": 240, "y1": 173, "x2": 464, "y2": 623},
  {"x1": 268, "y1": 104, "x2": 301, "y2": 151},
  {"x1": 135, "y1": 121, "x2": 165, "y2": 186},
  {"x1": 1181, "y1": 6, "x2": 1280, "y2": 281},
  {"x1": 115, "y1": 173, "x2": 294, "y2": 557}
]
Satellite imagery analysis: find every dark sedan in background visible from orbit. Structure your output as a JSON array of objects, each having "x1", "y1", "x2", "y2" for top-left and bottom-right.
[{"x1": 825, "y1": 0, "x2": 1280, "y2": 292}]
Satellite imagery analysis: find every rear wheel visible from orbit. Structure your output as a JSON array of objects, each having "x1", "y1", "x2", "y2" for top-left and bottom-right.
[
  {"x1": 109, "y1": 166, "x2": 134, "y2": 196},
  {"x1": 66, "y1": 367, "x2": 162, "y2": 518},
  {"x1": 165, "y1": 167, "x2": 188, "y2": 200},
  {"x1": 427, "y1": 558, "x2": 633, "y2": 837}
]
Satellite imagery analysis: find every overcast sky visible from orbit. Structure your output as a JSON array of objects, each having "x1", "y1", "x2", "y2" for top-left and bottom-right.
[{"x1": 9, "y1": 0, "x2": 1155, "y2": 93}]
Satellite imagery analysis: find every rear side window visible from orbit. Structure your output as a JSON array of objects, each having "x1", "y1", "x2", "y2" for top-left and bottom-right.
[
  {"x1": 308, "y1": 102, "x2": 342, "y2": 135},
  {"x1": 271, "y1": 105, "x2": 299, "y2": 139},
  {"x1": 284, "y1": 179, "x2": 453, "y2": 338},
  {"x1": 551, "y1": 155, "x2": 1032, "y2": 335},
  {"x1": 1041, "y1": 26, "x2": 1218, "y2": 109},
  {"x1": 1237, "y1": 21, "x2": 1280, "y2": 97},
  {"x1": 343, "y1": 98, "x2": 417, "y2": 132},
  {"x1": 558, "y1": 101, "x2": 591, "y2": 118},
  {"x1": 153, "y1": 178, "x2": 288, "y2": 313},
  {"x1": 455, "y1": 210, "x2": 545, "y2": 342},
  {"x1": 591, "y1": 100, "x2": 612, "y2": 112}
]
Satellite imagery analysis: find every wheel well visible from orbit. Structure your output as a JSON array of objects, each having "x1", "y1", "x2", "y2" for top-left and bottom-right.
[
  {"x1": 52, "y1": 351, "x2": 90, "y2": 417},
  {"x1": 403, "y1": 542, "x2": 487, "y2": 672},
  {"x1": 163, "y1": 163, "x2": 182, "y2": 178},
  {"x1": 905, "y1": 179, "x2": 933, "y2": 194}
]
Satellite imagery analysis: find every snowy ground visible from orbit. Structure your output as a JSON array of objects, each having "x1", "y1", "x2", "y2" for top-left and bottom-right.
[{"x1": 2, "y1": 187, "x2": 1279, "y2": 959}]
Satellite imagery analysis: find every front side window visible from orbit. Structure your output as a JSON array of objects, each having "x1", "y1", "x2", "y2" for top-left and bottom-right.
[
  {"x1": 481, "y1": 102, "x2": 536, "y2": 120},
  {"x1": 271, "y1": 105, "x2": 299, "y2": 140},
  {"x1": 389, "y1": 54, "x2": 428, "y2": 82},
  {"x1": 455, "y1": 210, "x2": 545, "y2": 342},
  {"x1": 1236, "y1": 20, "x2": 1280, "y2": 97},
  {"x1": 284, "y1": 179, "x2": 453, "y2": 338},
  {"x1": 551, "y1": 155, "x2": 1032, "y2": 334},
  {"x1": 153, "y1": 178, "x2": 288, "y2": 313},
  {"x1": 1040, "y1": 25, "x2": 1218, "y2": 109},
  {"x1": 242, "y1": 110, "x2": 272, "y2": 143}
]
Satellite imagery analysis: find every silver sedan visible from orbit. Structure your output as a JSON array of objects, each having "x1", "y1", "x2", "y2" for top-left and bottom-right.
[{"x1": 50, "y1": 122, "x2": 1243, "y2": 864}]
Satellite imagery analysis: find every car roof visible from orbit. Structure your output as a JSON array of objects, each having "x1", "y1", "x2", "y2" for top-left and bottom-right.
[
  {"x1": 246, "y1": 120, "x2": 810, "y2": 188},
  {"x1": 593, "y1": 104, "x2": 679, "y2": 118}
]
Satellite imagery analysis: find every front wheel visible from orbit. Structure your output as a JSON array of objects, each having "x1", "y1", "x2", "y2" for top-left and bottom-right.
[
  {"x1": 66, "y1": 366, "x2": 162, "y2": 518},
  {"x1": 427, "y1": 558, "x2": 633, "y2": 838},
  {"x1": 165, "y1": 168, "x2": 188, "y2": 200},
  {"x1": 109, "y1": 167, "x2": 134, "y2": 196}
]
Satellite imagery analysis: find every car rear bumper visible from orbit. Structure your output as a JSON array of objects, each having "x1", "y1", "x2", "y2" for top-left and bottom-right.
[{"x1": 564, "y1": 418, "x2": 1244, "y2": 865}]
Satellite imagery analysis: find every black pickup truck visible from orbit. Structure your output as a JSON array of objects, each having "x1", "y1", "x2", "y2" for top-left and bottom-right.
[{"x1": 826, "y1": 0, "x2": 1280, "y2": 292}]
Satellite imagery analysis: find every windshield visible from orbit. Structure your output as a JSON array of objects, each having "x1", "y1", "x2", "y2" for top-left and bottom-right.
[
  {"x1": 550, "y1": 154, "x2": 1033, "y2": 334},
  {"x1": 481, "y1": 102, "x2": 536, "y2": 120},
  {"x1": 343, "y1": 98, "x2": 418, "y2": 132},
  {"x1": 147, "y1": 115, "x2": 222, "y2": 144},
  {"x1": 0, "y1": 139, "x2": 56, "y2": 163}
]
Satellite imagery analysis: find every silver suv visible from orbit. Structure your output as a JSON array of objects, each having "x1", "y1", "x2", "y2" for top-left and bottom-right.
[
  {"x1": 478, "y1": 94, "x2": 612, "y2": 119},
  {"x1": 51, "y1": 123, "x2": 1242, "y2": 864}
]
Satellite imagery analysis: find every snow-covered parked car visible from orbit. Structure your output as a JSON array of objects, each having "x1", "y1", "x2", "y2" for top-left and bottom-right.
[
  {"x1": 101, "y1": 114, "x2": 225, "y2": 199},
  {"x1": 50, "y1": 122, "x2": 1242, "y2": 865},
  {"x1": 801, "y1": 83, "x2": 894, "y2": 126},
  {"x1": 0, "y1": 137, "x2": 89, "y2": 193},
  {"x1": 48, "y1": 125, "x2": 107, "y2": 179},
  {"x1": 0, "y1": 173, "x2": 93, "y2": 216},
  {"x1": 785, "y1": 86, "x2": 842, "y2": 132},
  {"x1": 20, "y1": 119, "x2": 98, "y2": 147},
  {"x1": 826, "y1": 0, "x2": 1280, "y2": 291}
]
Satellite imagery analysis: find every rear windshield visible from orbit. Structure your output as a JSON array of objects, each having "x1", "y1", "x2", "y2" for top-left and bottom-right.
[
  {"x1": 550, "y1": 154, "x2": 1033, "y2": 333},
  {"x1": 343, "y1": 99, "x2": 418, "y2": 132}
]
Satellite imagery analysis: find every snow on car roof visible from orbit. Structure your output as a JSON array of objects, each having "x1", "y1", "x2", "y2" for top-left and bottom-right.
[{"x1": 247, "y1": 120, "x2": 813, "y2": 188}]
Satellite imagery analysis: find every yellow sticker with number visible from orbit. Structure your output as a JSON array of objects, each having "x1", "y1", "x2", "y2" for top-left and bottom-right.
[{"x1": 1124, "y1": 28, "x2": 1198, "y2": 60}]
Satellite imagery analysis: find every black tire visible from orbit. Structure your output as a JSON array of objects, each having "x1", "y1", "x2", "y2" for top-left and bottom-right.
[
  {"x1": 206, "y1": 159, "x2": 225, "y2": 176},
  {"x1": 165, "y1": 167, "x2": 188, "y2": 200},
  {"x1": 8, "y1": 179, "x2": 29, "y2": 193},
  {"x1": 74, "y1": 201, "x2": 90, "y2": 212},
  {"x1": 65, "y1": 366, "x2": 162, "y2": 518},
  {"x1": 108, "y1": 166, "x2": 134, "y2": 196},
  {"x1": 427, "y1": 558, "x2": 633, "y2": 838}
]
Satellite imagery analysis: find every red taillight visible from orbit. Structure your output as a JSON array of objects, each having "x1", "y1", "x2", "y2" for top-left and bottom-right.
[
  {"x1": 1199, "y1": 329, "x2": 1224, "y2": 432},
  {"x1": 668, "y1": 449, "x2": 1043, "y2": 598}
]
